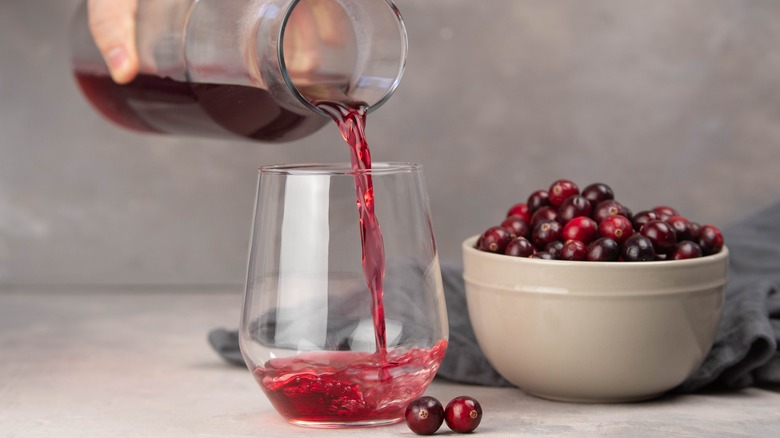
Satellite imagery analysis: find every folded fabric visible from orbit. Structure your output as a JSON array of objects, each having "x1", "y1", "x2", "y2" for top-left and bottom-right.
[{"x1": 210, "y1": 201, "x2": 780, "y2": 392}]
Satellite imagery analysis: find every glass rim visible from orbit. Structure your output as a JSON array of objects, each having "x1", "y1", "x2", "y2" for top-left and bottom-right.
[{"x1": 259, "y1": 162, "x2": 422, "y2": 176}]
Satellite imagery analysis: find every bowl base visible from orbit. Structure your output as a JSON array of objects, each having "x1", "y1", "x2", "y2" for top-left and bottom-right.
[{"x1": 524, "y1": 390, "x2": 666, "y2": 404}]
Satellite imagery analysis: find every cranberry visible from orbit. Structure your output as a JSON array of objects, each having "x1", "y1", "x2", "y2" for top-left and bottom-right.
[
  {"x1": 527, "y1": 190, "x2": 550, "y2": 212},
  {"x1": 562, "y1": 216, "x2": 599, "y2": 244},
  {"x1": 506, "y1": 203, "x2": 532, "y2": 223},
  {"x1": 530, "y1": 251, "x2": 555, "y2": 260},
  {"x1": 532, "y1": 220, "x2": 562, "y2": 250},
  {"x1": 592, "y1": 200, "x2": 631, "y2": 223},
  {"x1": 501, "y1": 215, "x2": 530, "y2": 239},
  {"x1": 653, "y1": 206, "x2": 679, "y2": 221},
  {"x1": 670, "y1": 241, "x2": 703, "y2": 260},
  {"x1": 640, "y1": 220, "x2": 677, "y2": 254},
  {"x1": 599, "y1": 215, "x2": 634, "y2": 245},
  {"x1": 698, "y1": 225, "x2": 724, "y2": 255},
  {"x1": 621, "y1": 234, "x2": 656, "y2": 262},
  {"x1": 505, "y1": 237, "x2": 536, "y2": 257},
  {"x1": 581, "y1": 183, "x2": 615, "y2": 207},
  {"x1": 587, "y1": 238, "x2": 620, "y2": 262},
  {"x1": 632, "y1": 210, "x2": 659, "y2": 231},
  {"x1": 548, "y1": 179, "x2": 580, "y2": 207},
  {"x1": 558, "y1": 195, "x2": 593, "y2": 224},
  {"x1": 560, "y1": 240, "x2": 588, "y2": 261},
  {"x1": 444, "y1": 396, "x2": 482, "y2": 434},
  {"x1": 666, "y1": 215, "x2": 692, "y2": 241},
  {"x1": 478, "y1": 226, "x2": 512, "y2": 254},
  {"x1": 545, "y1": 240, "x2": 564, "y2": 259},
  {"x1": 530, "y1": 206, "x2": 559, "y2": 229},
  {"x1": 689, "y1": 222, "x2": 702, "y2": 242},
  {"x1": 405, "y1": 396, "x2": 444, "y2": 435}
]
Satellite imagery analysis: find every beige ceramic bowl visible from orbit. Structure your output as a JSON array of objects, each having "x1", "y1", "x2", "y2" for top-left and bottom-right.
[{"x1": 462, "y1": 236, "x2": 728, "y2": 403}]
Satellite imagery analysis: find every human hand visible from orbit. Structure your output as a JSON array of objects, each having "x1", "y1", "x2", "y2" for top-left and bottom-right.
[{"x1": 88, "y1": 0, "x2": 139, "y2": 84}]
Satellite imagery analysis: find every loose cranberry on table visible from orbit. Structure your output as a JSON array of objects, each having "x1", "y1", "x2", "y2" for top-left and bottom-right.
[
  {"x1": 562, "y1": 216, "x2": 599, "y2": 244},
  {"x1": 548, "y1": 179, "x2": 580, "y2": 207},
  {"x1": 444, "y1": 396, "x2": 482, "y2": 434},
  {"x1": 405, "y1": 396, "x2": 444, "y2": 435}
]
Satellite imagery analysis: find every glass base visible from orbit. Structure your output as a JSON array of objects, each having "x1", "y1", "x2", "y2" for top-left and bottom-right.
[{"x1": 288, "y1": 417, "x2": 404, "y2": 429}]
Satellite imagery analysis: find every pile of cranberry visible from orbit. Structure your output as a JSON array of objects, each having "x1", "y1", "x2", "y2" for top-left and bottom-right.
[{"x1": 476, "y1": 179, "x2": 724, "y2": 262}]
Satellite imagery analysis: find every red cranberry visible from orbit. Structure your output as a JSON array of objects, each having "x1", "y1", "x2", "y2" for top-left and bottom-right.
[
  {"x1": 530, "y1": 206, "x2": 559, "y2": 229},
  {"x1": 527, "y1": 190, "x2": 550, "y2": 212},
  {"x1": 670, "y1": 241, "x2": 703, "y2": 260},
  {"x1": 689, "y1": 222, "x2": 702, "y2": 242},
  {"x1": 640, "y1": 220, "x2": 677, "y2": 254},
  {"x1": 545, "y1": 240, "x2": 564, "y2": 259},
  {"x1": 587, "y1": 238, "x2": 620, "y2": 262},
  {"x1": 622, "y1": 234, "x2": 656, "y2": 262},
  {"x1": 501, "y1": 215, "x2": 530, "y2": 239},
  {"x1": 530, "y1": 251, "x2": 555, "y2": 260},
  {"x1": 478, "y1": 226, "x2": 512, "y2": 254},
  {"x1": 532, "y1": 220, "x2": 562, "y2": 250},
  {"x1": 666, "y1": 215, "x2": 692, "y2": 242},
  {"x1": 505, "y1": 237, "x2": 536, "y2": 257},
  {"x1": 581, "y1": 183, "x2": 615, "y2": 207},
  {"x1": 405, "y1": 396, "x2": 444, "y2": 435},
  {"x1": 548, "y1": 179, "x2": 580, "y2": 207},
  {"x1": 632, "y1": 210, "x2": 659, "y2": 231},
  {"x1": 558, "y1": 195, "x2": 593, "y2": 224},
  {"x1": 698, "y1": 225, "x2": 724, "y2": 255},
  {"x1": 598, "y1": 215, "x2": 634, "y2": 245},
  {"x1": 592, "y1": 200, "x2": 631, "y2": 223},
  {"x1": 444, "y1": 396, "x2": 482, "y2": 434},
  {"x1": 562, "y1": 216, "x2": 599, "y2": 244},
  {"x1": 506, "y1": 203, "x2": 532, "y2": 223},
  {"x1": 653, "y1": 206, "x2": 679, "y2": 221},
  {"x1": 560, "y1": 240, "x2": 588, "y2": 261}
]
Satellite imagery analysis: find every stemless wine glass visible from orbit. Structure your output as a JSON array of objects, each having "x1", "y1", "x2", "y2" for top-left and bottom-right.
[{"x1": 240, "y1": 163, "x2": 448, "y2": 428}]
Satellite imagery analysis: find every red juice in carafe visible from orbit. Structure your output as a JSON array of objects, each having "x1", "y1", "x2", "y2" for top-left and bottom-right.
[{"x1": 74, "y1": 72, "x2": 328, "y2": 142}]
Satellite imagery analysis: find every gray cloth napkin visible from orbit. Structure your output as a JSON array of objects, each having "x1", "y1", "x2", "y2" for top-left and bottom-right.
[{"x1": 210, "y1": 201, "x2": 780, "y2": 392}]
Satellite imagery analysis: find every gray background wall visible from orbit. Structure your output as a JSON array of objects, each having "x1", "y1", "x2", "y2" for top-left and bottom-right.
[{"x1": 2, "y1": 0, "x2": 780, "y2": 288}]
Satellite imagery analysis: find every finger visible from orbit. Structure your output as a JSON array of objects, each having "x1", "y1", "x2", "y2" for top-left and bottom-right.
[{"x1": 88, "y1": 0, "x2": 139, "y2": 84}]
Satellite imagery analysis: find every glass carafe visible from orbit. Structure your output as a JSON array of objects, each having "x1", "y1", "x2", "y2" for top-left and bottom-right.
[{"x1": 71, "y1": 0, "x2": 407, "y2": 143}]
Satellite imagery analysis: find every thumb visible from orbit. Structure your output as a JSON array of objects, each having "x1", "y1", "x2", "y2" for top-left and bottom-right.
[{"x1": 87, "y1": 0, "x2": 139, "y2": 84}]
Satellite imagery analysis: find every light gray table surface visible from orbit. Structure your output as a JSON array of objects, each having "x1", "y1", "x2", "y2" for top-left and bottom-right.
[{"x1": 1, "y1": 290, "x2": 778, "y2": 437}]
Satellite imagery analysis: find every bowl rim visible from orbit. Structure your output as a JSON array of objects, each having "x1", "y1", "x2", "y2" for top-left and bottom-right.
[{"x1": 462, "y1": 235, "x2": 729, "y2": 269}]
